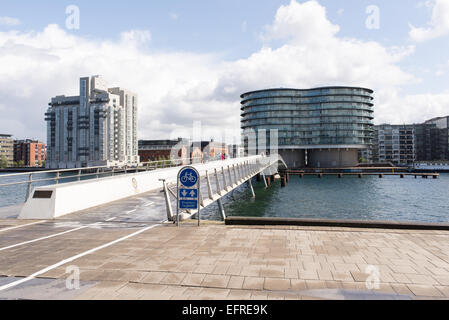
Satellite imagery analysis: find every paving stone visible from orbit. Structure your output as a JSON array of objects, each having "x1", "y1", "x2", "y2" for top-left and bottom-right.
[
  {"x1": 407, "y1": 285, "x2": 445, "y2": 298},
  {"x1": 242, "y1": 277, "x2": 264, "y2": 290},
  {"x1": 264, "y1": 278, "x2": 291, "y2": 291},
  {"x1": 181, "y1": 273, "x2": 206, "y2": 287},
  {"x1": 201, "y1": 274, "x2": 230, "y2": 288}
]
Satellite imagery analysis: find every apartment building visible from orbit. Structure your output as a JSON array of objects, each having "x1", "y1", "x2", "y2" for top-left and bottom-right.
[{"x1": 45, "y1": 76, "x2": 139, "y2": 168}]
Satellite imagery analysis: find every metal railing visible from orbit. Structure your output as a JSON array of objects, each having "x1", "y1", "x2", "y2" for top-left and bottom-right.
[{"x1": 0, "y1": 157, "x2": 198, "y2": 204}]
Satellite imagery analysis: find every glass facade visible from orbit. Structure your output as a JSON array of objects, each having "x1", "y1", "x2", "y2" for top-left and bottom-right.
[{"x1": 241, "y1": 87, "x2": 374, "y2": 147}]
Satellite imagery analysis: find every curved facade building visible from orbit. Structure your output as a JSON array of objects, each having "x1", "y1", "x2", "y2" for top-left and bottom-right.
[{"x1": 241, "y1": 87, "x2": 374, "y2": 168}]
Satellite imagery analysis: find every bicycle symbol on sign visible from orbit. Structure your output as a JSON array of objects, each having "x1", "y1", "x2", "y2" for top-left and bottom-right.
[{"x1": 181, "y1": 171, "x2": 197, "y2": 184}]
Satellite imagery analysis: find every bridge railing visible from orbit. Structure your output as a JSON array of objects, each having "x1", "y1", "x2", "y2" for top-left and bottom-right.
[{"x1": 0, "y1": 157, "x2": 238, "y2": 204}]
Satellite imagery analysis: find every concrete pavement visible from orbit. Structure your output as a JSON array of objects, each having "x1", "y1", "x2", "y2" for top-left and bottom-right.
[{"x1": 1, "y1": 217, "x2": 449, "y2": 300}]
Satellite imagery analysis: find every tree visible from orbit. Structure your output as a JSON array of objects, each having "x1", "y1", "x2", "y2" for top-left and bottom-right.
[
  {"x1": 0, "y1": 155, "x2": 8, "y2": 168},
  {"x1": 18, "y1": 160, "x2": 25, "y2": 167}
]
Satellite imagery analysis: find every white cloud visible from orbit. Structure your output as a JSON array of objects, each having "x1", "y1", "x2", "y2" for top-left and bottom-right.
[
  {"x1": 120, "y1": 29, "x2": 151, "y2": 46},
  {"x1": 262, "y1": 0, "x2": 340, "y2": 44},
  {"x1": 0, "y1": 0, "x2": 448, "y2": 142},
  {"x1": 0, "y1": 16, "x2": 21, "y2": 26},
  {"x1": 409, "y1": 0, "x2": 449, "y2": 42}
]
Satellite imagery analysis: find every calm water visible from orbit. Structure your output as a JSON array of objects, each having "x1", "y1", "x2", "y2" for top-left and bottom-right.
[
  {"x1": 0, "y1": 172, "x2": 115, "y2": 208},
  {"x1": 2, "y1": 172, "x2": 449, "y2": 223},
  {"x1": 202, "y1": 173, "x2": 449, "y2": 223}
]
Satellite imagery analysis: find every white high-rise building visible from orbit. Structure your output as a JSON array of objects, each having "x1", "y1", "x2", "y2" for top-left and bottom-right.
[{"x1": 45, "y1": 76, "x2": 139, "y2": 168}]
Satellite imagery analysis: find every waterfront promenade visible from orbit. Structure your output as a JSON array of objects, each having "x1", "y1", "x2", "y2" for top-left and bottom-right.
[{"x1": 0, "y1": 191, "x2": 448, "y2": 300}]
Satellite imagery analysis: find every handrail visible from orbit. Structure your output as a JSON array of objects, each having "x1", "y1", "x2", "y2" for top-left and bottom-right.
[
  {"x1": 0, "y1": 156, "x2": 249, "y2": 204},
  {"x1": 0, "y1": 157, "x2": 195, "y2": 179}
]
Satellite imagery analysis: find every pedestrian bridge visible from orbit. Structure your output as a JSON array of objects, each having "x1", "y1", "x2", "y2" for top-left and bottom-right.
[{"x1": 19, "y1": 155, "x2": 287, "y2": 220}]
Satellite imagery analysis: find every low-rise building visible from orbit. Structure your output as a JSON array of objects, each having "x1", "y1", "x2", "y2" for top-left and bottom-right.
[
  {"x1": 14, "y1": 140, "x2": 46, "y2": 167},
  {"x1": 0, "y1": 134, "x2": 14, "y2": 168},
  {"x1": 371, "y1": 124, "x2": 415, "y2": 165},
  {"x1": 138, "y1": 138, "x2": 189, "y2": 163}
]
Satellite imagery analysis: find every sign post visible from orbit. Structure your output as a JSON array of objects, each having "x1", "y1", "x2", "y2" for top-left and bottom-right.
[{"x1": 177, "y1": 166, "x2": 200, "y2": 227}]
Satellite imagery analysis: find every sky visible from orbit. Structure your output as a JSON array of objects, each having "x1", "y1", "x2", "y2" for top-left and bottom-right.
[{"x1": 1, "y1": 0, "x2": 449, "y2": 142}]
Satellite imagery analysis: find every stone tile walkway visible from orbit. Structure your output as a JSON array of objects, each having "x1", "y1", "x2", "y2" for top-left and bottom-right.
[{"x1": 1, "y1": 221, "x2": 449, "y2": 300}]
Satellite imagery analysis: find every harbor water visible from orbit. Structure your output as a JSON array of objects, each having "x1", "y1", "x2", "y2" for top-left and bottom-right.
[
  {"x1": 202, "y1": 173, "x2": 449, "y2": 224},
  {"x1": 1, "y1": 172, "x2": 449, "y2": 224}
]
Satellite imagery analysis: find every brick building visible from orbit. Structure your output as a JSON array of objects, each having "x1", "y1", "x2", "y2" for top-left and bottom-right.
[{"x1": 14, "y1": 140, "x2": 46, "y2": 167}]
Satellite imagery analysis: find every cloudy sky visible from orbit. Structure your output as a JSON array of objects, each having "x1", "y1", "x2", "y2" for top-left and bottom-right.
[{"x1": 1, "y1": 0, "x2": 449, "y2": 142}]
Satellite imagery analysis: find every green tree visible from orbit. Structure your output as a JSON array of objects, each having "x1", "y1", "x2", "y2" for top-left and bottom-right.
[
  {"x1": 18, "y1": 160, "x2": 25, "y2": 167},
  {"x1": 0, "y1": 155, "x2": 8, "y2": 168}
]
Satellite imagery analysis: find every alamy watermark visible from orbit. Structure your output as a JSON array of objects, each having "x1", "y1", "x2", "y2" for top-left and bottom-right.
[
  {"x1": 66, "y1": 5, "x2": 80, "y2": 30},
  {"x1": 365, "y1": 265, "x2": 380, "y2": 290},
  {"x1": 365, "y1": 5, "x2": 380, "y2": 30},
  {"x1": 65, "y1": 265, "x2": 80, "y2": 290}
]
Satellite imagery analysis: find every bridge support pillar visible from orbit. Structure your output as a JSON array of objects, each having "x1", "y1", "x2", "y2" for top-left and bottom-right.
[
  {"x1": 262, "y1": 173, "x2": 268, "y2": 188},
  {"x1": 266, "y1": 177, "x2": 271, "y2": 188},
  {"x1": 248, "y1": 178, "x2": 256, "y2": 198}
]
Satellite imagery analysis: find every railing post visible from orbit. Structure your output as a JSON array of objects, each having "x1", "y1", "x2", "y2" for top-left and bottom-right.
[
  {"x1": 96, "y1": 168, "x2": 100, "y2": 179},
  {"x1": 222, "y1": 167, "x2": 228, "y2": 192},
  {"x1": 25, "y1": 173, "x2": 33, "y2": 201},
  {"x1": 233, "y1": 164, "x2": 238, "y2": 185},
  {"x1": 111, "y1": 167, "x2": 115, "y2": 177},
  {"x1": 206, "y1": 171, "x2": 214, "y2": 200},
  {"x1": 77, "y1": 169, "x2": 81, "y2": 181},
  {"x1": 215, "y1": 168, "x2": 222, "y2": 196},
  {"x1": 55, "y1": 172, "x2": 60, "y2": 185},
  {"x1": 160, "y1": 179, "x2": 174, "y2": 221},
  {"x1": 227, "y1": 165, "x2": 233, "y2": 187},
  {"x1": 199, "y1": 190, "x2": 204, "y2": 208}
]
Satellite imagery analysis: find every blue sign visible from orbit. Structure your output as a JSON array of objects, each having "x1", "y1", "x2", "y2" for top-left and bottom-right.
[
  {"x1": 179, "y1": 200, "x2": 198, "y2": 209},
  {"x1": 179, "y1": 189, "x2": 198, "y2": 199},
  {"x1": 179, "y1": 168, "x2": 199, "y2": 188},
  {"x1": 178, "y1": 166, "x2": 200, "y2": 211}
]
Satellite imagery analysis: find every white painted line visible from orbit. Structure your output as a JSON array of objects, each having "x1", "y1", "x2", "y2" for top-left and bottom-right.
[
  {"x1": 0, "y1": 226, "x2": 87, "y2": 252},
  {"x1": 126, "y1": 209, "x2": 137, "y2": 214},
  {"x1": 0, "y1": 221, "x2": 46, "y2": 233},
  {"x1": 105, "y1": 217, "x2": 116, "y2": 222},
  {"x1": 144, "y1": 202, "x2": 154, "y2": 207},
  {"x1": 0, "y1": 224, "x2": 160, "y2": 292},
  {"x1": 0, "y1": 218, "x2": 119, "y2": 252}
]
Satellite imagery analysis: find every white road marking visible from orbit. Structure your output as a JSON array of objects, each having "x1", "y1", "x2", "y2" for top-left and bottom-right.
[
  {"x1": 0, "y1": 224, "x2": 160, "y2": 292},
  {"x1": 0, "y1": 217, "x2": 119, "y2": 252},
  {"x1": 0, "y1": 221, "x2": 46, "y2": 233},
  {"x1": 144, "y1": 202, "x2": 154, "y2": 207},
  {"x1": 125, "y1": 209, "x2": 137, "y2": 214},
  {"x1": 0, "y1": 226, "x2": 88, "y2": 252},
  {"x1": 105, "y1": 217, "x2": 116, "y2": 222}
]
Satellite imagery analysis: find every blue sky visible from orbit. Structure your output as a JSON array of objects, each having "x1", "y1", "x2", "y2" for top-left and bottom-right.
[{"x1": 1, "y1": 0, "x2": 449, "y2": 140}]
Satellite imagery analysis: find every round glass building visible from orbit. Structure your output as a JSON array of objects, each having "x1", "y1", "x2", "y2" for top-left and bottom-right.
[{"x1": 241, "y1": 87, "x2": 374, "y2": 168}]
